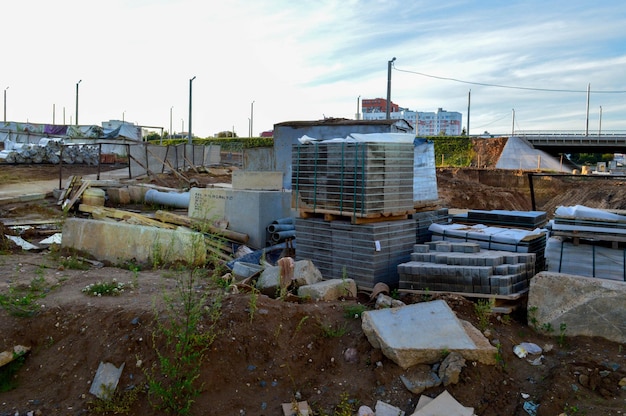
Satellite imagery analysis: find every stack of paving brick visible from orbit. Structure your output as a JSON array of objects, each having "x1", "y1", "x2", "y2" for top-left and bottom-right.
[
  {"x1": 398, "y1": 241, "x2": 536, "y2": 295},
  {"x1": 412, "y1": 208, "x2": 450, "y2": 243},
  {"x1": 292, "y1": 141, "x2": 415, "y2": 217},
  {"x1": 428, "y1": 222, "x2": 546, "y2": 274},
  {"x1": 295, "y1": 217, "x2": 416, "y2": 289},
  {"x1": 452, "y1": 209, "x2": 547, "y2": 229}
]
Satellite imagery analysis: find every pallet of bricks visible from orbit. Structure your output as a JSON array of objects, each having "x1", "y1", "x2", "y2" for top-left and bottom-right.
[
  {"x1": 293, "y1": 139, "x2": 418, "y2": 290},
  {"x1": 546, "y1": 205, "x2": 626, "y2": 282},
  {"x1": 397, "y1": 219, "x2": 547, "y2": 311}
]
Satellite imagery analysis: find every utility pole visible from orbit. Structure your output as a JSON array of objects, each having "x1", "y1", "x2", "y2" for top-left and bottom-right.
[
  {"x1": 466, "y1": 90, "x2": 471, "y2": 136},
  {"x1": 385, "y1": 57, "x2": 396, "y2": 119}
]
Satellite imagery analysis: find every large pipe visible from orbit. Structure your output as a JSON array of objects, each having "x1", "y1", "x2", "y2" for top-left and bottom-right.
[
  {"x1": 144, "y1": 189, "x2": 190, "y2": 209},
  {"x1": 271, "y1": 230, "x2": 296, "y2": 242},
  {"x1": 267, "y1": 223, "x2": 295, "y2": 233}
]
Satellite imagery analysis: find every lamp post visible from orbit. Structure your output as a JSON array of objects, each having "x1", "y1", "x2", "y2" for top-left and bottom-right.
[
  {"x1": 250, "y1": 100, "x2": 255, "y2": 137},
  {"x1": 169, "y1": 106, "x2": 173, "y2": 139},
  {"x1": 3, "y1": 86, "x2": 8, "y2": 123},
  {"x1": 181, "y1": 118, "x2": 184, "y2": 135},
  {"x1": 188, "y1": 76, "x2": 196, "y2": 144},
  {"x1": 356, "y1": 95, "x2": 361, "y2": 120},
  {"x1": 385, "y1": 57, "x2": 396, "y2": 120},
  {"x1": 599, "y1": 106, "x2": 603, "y2": 136},
  {"x1": 122, "y1": 110, "x2": 126, "y2": 123},
  {"x1": 75, "y1": 80, "x2": 82, "y2": 126}
]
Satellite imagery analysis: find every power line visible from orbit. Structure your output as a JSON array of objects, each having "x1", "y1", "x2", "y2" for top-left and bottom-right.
[{"x1": 393, "y1": 66, "x2": 626, "y2": 94}]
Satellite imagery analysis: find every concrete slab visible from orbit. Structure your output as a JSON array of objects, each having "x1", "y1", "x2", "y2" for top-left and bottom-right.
[
  {"x1": 361, "y1": 300, "x2": 496, "y2": 369},
  {"x1": 528, "y1": 271, "x2": 626, "y2": 343},
  {"x1": 89, "y1": 362, "x2": 125, "y2": 400},
  {"x1": 232, "y1": 171, "x2": 283, "y2": 190},
  {"x1": 188, "y1": 188, "x2": 231, "y2": 220},
  {"x1": 410, "y1": 390, "x2": 474, "y2": 416},
  {"x1": 62, "y1": 218, "x2": 206, "y2": 266}
]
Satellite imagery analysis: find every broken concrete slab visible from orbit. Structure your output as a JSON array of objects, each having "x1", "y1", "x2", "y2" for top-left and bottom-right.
[
  {"x1": 411, "y1": 390, "x2": 474, "y2": 416},
  {"x1": 0, "y1": 345, "x2": 30, "y2": 367},
  {"x1": 400, "y1": 364, "x2": 441, "y2": 394},
  {"x1": 375, "y1": 400, "x2": 406, "y2": 416},
  {"x1": 62, "y1": 218, "x2": 206, "y2": 266},
  {"x1": 257, "y1": 259, "x2": 322, "y2": 297},
  {"x1": 361, "y1": 300, "x2": 496, "y2": 369},
  {"x1": 89, "y1": 361, "x2": 125, "y2": 400},
  {"x1": 528, "y1": 271, "x2": 626, "y2": 344},
  {"x1": 281, "y1": 400, "x2": 312, "y2": 416},
  {"x1": 297, "y1": 278, "x2": 357, "y2": 301}
]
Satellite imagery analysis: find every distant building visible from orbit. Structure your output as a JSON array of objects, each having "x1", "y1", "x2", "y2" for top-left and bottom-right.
[{"x1": 361, "y1": 99, "x2": 462, "y2": 136}]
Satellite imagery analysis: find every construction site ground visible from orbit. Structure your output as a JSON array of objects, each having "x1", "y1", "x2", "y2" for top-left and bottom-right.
[{"x1": 0, "y1": 149, "x2": 625, "y2": 415}]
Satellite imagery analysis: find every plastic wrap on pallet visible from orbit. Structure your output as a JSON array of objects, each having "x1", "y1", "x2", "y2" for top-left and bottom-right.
[{"x1": 545, "y1": 236, "x2": 626, "y2": 282}]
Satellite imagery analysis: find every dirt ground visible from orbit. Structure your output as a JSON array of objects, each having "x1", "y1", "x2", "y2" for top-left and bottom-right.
[{"x1": 0, "y1": 155, "x2": 625, "y2": 416}]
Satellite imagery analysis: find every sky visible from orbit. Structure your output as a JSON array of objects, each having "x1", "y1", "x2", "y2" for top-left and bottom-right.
[{"x1": 3, "y1": 0, "x2": 626, "y2": 138}]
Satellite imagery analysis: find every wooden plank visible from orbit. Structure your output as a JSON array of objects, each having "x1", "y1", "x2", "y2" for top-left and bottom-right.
[
  {"x1": 62, "y1": 181, "x2": 90, "y2": 213},
  {"x1": 154, "y1": 210, "x2": 249, "y2": 244},
  {"x1": 78, "y1": 204, "x2": 177, "y2": 229}
]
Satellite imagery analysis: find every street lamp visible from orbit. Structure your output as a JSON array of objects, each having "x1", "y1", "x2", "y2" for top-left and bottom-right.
[
  {"x1": 599, "y1": 106, "x2": 603, "y2": 136},
  {"x1": 385, "y1": 57, "x2": 396, "y2": 120},
  {"x1": 188, "y1": 76, "x2": 196, "y2": 144},
  {"x1": 169, "y1": 106, "x2": 173, "y2": 139},
  {"x1": 75, "y1": 80, "x2": 82, "y2": 126},
  {"x1": 356, "y1": 95, "x2": 361, "y2": 120},
  {"x1": 250, "y1": 100, "x2": 255, "y2": 137},
  {"x1": 3, "y1": 86, "x2": 8, "y2": 123}
]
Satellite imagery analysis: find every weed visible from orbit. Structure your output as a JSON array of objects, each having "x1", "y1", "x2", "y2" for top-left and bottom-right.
[
  {"x1": 145, "y1": 267, "x2": 222, "y2": 415},
  {"x1": 558, "y1": 322, "x2": 568, "y2": 347},
  {"x1": 441, "y1": 348, "x2": 450, "y2": 359},
  {"x1": 528, "y1": 306, "x2": 539, "y2": 330},
  {"x1": 59, "y1": 255, "x2": 90, "y2": 270},
  {"x1": 390, "y1": 288, "x2": 400, "y2": 300},
  {"x1": 474, "y1": 298, "x2": 493, "y2": 331},
  {"x1": 494, "y1": 341, "x2": 507, "y2": 370},
  {"x1": 542, "y1": 322, "x2": 554, "y2": 334},
  {"x1": 295, "y1": 316, "x2": 310, "y2": 333},
  {"x1": 319, "y1": 321, "x2": 347, "y2": 338},
  {"x1": 248, "y1": 290, "x2": 258, "y2": 323},
  {"x1": 82, "y1": 279, "x2": 133, "y2": 297},
  {"x1": 0, "y1": 277, "x2": 49, "y2": 317},
  {"x1": 421, "y1": 287, "x2": 432, "y2": 301},
  {"x1": 334, "y1": 392, "x2": 357, "y2": 416},
  {"x1": 343, "y1": 304, "x2": 367, "y2": 319},
  {"x1": 498, "y1": 314, "x2": 511, "y2": 325},
  {"x1": 0, "y1": 351, "x2": 27, "y2": 392},
  {"x1": 88, "y1": 384, "x2": 141, "y2": 414}
]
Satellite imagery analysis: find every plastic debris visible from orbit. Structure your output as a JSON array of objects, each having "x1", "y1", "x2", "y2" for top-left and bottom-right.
[{"x1": 523, "y1": 400, "x2": 539, "y2": 416}]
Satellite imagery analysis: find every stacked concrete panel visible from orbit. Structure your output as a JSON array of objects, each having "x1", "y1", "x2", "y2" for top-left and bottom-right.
[
  {"x1": 412, "y1": 208, "x2": 449, "y2": 243},
  {"x1": 398, "y1": 241, "x2": 536, "y2": 295},
  {"x1": 292, "y1": 141, "x2": 415, "y2": 217},
  {"x1": 295, "y1": 217, "x2": 416, "y2": 289},
  {"x1": 452, "y1": 209, "x2": 547, "y2": 229}
]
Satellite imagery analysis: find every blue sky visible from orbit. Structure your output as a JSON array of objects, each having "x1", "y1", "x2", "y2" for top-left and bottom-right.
[{"x1": 3, "y1": 0, "x2": 626, "y2": 137}]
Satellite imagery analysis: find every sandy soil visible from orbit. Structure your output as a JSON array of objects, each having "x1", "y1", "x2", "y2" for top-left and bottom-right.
[{"x1": 0, "y1": 159, "x2": 624, "y2": 416}]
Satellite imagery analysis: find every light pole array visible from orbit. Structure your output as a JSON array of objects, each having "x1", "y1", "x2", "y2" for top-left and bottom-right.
[
  {"x1": 385, "y1": 57, "x2": 396, "y2": 120},
  {"x1": 75, "y1": 80, "x2": 82, "y2": 126}
]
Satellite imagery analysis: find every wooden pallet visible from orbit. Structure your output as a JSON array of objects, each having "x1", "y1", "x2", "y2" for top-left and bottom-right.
[
  {"x1": 298, "y1": 208, "x2": 413, "y2": 224},
  {"x1": 396, "y1": 288, "x2": 528, "y2": 314}
]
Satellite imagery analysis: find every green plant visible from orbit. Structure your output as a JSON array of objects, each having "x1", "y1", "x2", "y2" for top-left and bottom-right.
[
  {"x1": 319, "y1": 321, "x2": 347, "y2": 338},
  {"x1": 88, "y1": 385, "x2": 141, "y2": 414},
  {"x1": 343, "y1": 304, "x2": 367, "y2": 319},
  {"x1": 542, "y1": 322, "x2": 554, "y2": 333},
  {"x1": 474, "y1": 298, "x2": 493, "y2": 331},
  {"x1": 421, "y1": 287, "x2": 432, "y2": 301},
  {"x1": 59, "y1": 255, "x2": 90, "y2": 270},
  {"x1": 248, "y1": 290, "x2": 258, "y2": 323},
  {"x1": 390, "y1": 288, "x2": 400, "y2": 300},
  {"x1": 558, "y1": 322, "x2": 568, "y2": 347},
  {"x1": 145, "y1": 268, "x2": 222, "y2": 415},
  {"x1": 295, "y1": 315, "x2": 310, "y2": 334},
  {"x1": 494, "y1": 341, "x2": 507, "y2": 370},
  {"x1": 0, "y1": 350, "x2": 27, "y2": 392},
  {"x1": 0, "y1": 277, "x2": 49, "y2": 317},
  {"x1": 334, "y1": 392, "x2": 356, "y2": 416},
  {"x1": 528, "y1": 305, "x2": 539, "y2": 330},
  {"x1": 82, "y1": 279, "x2": 132, "y2": 297}
]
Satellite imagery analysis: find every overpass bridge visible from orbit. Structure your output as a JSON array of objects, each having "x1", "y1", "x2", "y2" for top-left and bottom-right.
[{"x1": 512, "y1": 131, "x2": 626, "y2": 154}]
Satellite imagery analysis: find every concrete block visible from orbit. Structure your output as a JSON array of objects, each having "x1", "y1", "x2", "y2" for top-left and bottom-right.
[
  {"x1": 188, "y1": 188, "x2": 231, "y2": 220},
  {"x1": 361, "y1": 300, "x2": 496, "y2": 369},
  {"x1": 232, "y1": 171, "x2": 283, "y2": 190},
  {"x1": 127, "y1": 185, "x2": 148, "y2": 203},
  {"x1": 298, "y1": 278, "x2": 357, "y2": 301},
  {"x1": 62, "y1": 218, "x2": 206, "y2": 266},
  {"x1": 529, "y1": 272, "x2": 626, "y2": 344}
]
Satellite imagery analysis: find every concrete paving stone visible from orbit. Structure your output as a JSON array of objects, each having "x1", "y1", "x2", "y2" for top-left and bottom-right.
[{"x1": 413, "y1": 244, "x2": 430, "y2": 253}]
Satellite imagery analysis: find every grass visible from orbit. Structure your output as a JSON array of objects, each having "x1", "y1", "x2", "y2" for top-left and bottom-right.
[
  {"x1": 319, "y1": 321, "x2": 348, "y2": 338},
  {"x1": 474, "y1": 298, "x2": 494, "y2": 331},
  {"x1": 343, "y1": 304, "x2": 367, "y2": 319},
  {"x1": 82, "y1": 279, "x2": 133, "y2": 297},
  {"x1": 0, "y1": 276, "x2": 50, "y2": 317}
]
